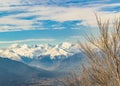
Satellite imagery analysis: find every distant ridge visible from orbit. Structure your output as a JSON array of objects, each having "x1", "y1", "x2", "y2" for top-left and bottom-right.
[{"x1": 0, "y1": 57, "x2": 58, "y2": 86}]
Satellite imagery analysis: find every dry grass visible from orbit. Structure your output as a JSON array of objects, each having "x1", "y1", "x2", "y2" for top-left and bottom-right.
[{"x1": 62, "y1": 16, "x2": 120, "y2": 86}]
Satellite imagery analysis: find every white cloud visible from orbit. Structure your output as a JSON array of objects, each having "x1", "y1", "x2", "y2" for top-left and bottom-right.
[
  {"x1": 0, "y1": 0, "x2": 21, "y2": 6},
  {"x1": 0, "y1": 1, "x2": 120, "y2": 32},
  {"x1": 0, "y1": 38, "x2": 55, "y2": 44}
]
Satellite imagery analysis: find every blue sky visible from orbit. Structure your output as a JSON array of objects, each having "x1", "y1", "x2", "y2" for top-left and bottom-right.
[{"x1": 0, "y1": 0, "x2": 120, "y2": 48}]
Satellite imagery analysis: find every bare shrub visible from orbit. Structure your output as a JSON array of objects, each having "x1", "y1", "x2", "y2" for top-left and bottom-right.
[{"x1": 63, "y1": 16, "x2": 120, "y2": 86}]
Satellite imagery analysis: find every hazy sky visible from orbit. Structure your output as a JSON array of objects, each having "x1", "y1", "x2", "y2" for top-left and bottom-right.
[{"x1": 0, "y1": 0, "x2": 120, "y2": 48}]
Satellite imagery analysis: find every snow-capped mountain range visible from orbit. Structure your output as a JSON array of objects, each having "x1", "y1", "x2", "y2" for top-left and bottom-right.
[{"x1": 0, "y1": 42, "x2": 80, "y2": 61}]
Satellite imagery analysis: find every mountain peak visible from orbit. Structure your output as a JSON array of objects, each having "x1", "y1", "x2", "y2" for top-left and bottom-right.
[
  {"x1": 0, "y1": 42, "x2": 80, "y2": 60},
  {"x1": 60, "y1": 42, "x2": 72, "y2": 49},
  {"x1": 9, "y1": 44, "x2": 21, "y2": 48}
]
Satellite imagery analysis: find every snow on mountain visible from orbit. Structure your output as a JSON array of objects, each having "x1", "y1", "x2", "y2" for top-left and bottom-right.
[
  {"x1": 42, "y1": 47, "x2": 69, "y2": 59},
  {"x1": 0, "y1": 42, "x2": 80, "y2": 61},
  {"x1": 58, "y1": 42, "x2": 72, "y2": 49}
]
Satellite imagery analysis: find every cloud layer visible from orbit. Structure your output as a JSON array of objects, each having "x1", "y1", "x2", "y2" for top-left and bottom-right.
[
  {"x1": 0, "y1": 38, "x2": 55, "y2": 44},
  {"x1": 0, "y1": 0, "x2": 120, "y2": 32}
]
